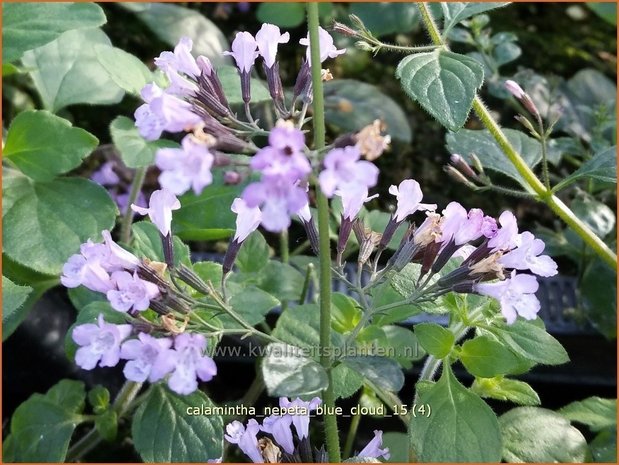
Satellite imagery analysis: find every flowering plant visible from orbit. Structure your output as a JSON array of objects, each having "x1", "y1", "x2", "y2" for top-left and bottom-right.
[{"x1": 2, "y1": 2, "x2": 616, "y2": 464}]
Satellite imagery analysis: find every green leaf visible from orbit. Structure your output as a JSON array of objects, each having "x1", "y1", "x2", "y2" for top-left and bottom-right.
[
  {"x1": 471, "y1": 377, "x2": 541, "y2": 406},
  {"x1": 2, "y1": 2, "x2": 106, "y2": 62},
  {"x1": 109, "y1": 116, "x2": 177, "y2": 168},
  {"x1": 446, "y1": 128, "x2": 543, "y2": 187},
  {"x1": 590, "y1": 428, "x2": 617, "y2": 462},
  {"x1": 226, "y1": 286, "x2": 279, "y2": 327},
  {"x1": 570, "y1": 196, "x2": 616, "y2": 239},
  {"x1": 371, "y1": 281, "x2": 423, "y2": 325},
  {"x1": 262, "y1": 343, "x2": 329, "y2": 397},
  {"x1": 587, "y1": 3, "x2": 617, "y2": 26},
  {"x1": 217, "y1": 66, "x2": 271, "y2": 105},
  {"x1": 4, "y1": 110, "x2": 98, "y2": 181},
  {"x1": 396, "y1": 49, "x2": 484, "y2": 131},
  {"x1": 236, "y1": 231, "x2": 270, "y2": 273},
  {"x1": 414, "y1": 323, "x2": 454, "y2": 358},
  {"x1": 3, "y1": 173, "x2": 117, "y2": 275},
  {"x1": 410, "y1": 365, "x2": 502, "y2": 461},
  {"x1": 331, "y1": 363, "x2": 364, "y2": 399},
  {"x1": 440, "y1": 3, "x2": 510, "y2": 37},
  {"x1": 2, "y1": 275, "x2": 33, "y2": 337},
  {"x1": 131, "y1": 221, "x2": 191, "y2": 267},
  {"x1": 499, "y1": 407, "x2": 588, "y2": 462},
  {"x1": 68, "y1": 286, "x2": 106, "y2": 311},
  {"x1": 349, "y1": 3, "x2": 420, "y2": 37},
  {"x1": 256, "y1": 3, "x2": 305, "y2": 27},
  {"x1": 493, "y1": 41, "x2": 521, "y2": 66},
  {"x1": 559, "y1": 397, "x2": 617, "y2": 432},
  {"x1": 132, "y1": 3, "x2": 229, "y2": 65},
  {"x1": 555, "y1": 146, "x2": 617, "y2": 191},
  {"x1": 6, "y1": 380, "x2": 85, "y2": 461},
  {"x1": 132, "y1": 385, "x2": 223, "y2": 462},
  {"x1": 459, "y1": 336, "x2": 520, "y2": 377},
  {"x1": 88, "y1": 386, "x2": 111, "y2": 415},
  {"x1": 380, "y1": 325, "x2": 425, "y2": 368},
  {"x1": 331, "y1": 292, "x2": 362, "y2": 333},
  {"x1": 22, "y1": 28, "x2": 124, "y2": 112},
  {"x1": 581, "y1": 259, "x2": 617, "y2": 339},
  {"x1": 95, "y1": 410, "x2": 118, "y2": 442},
  {"x1": 324, "y1": 79, "x2": 412, "y2": 143},
  {"x1": 95, "y1": 45, "x2": 154, "y2": 97},
  {"x1": 382, "y1": 432, "x2": 409, "y2": 463},
  {"x1": 255, "y1": 261, "x2": 305, "y2": 301},
  {"x1": 341, "y1": 356, "x2": 404, "y2": 392},
  {"x1": 273, "y1": 303, "x2": 343, "y2": 351},
  {"x1": 389, "y1": 263, "x2": 446, "y2": 314},
  {"x1": 489, "y1": 319, "x2": 569, "y2": 365}
]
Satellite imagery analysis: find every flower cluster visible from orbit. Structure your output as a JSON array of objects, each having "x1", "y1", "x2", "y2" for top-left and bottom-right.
[
  {"x1": 72, "y1": 318, "x2": 216, "y2": 395},
  {"x1": 225, "y1": 397, "x2": 389, "y2": 463}
]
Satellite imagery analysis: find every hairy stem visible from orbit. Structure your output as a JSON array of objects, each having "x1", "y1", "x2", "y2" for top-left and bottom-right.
[
  {"x1": 120, "y1": 166, "x2": 147, "y2": 244},
  {"x1": 308, "y1": 3, "x2": 341, "y2": 462},
  {"x1": 343, "y1": 404, "x2": 362, "y2": 459}
]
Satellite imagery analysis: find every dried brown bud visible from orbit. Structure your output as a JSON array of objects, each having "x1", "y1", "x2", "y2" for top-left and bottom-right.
[{"x1": 355, "y1": 119, "x2": 391, "y2": 161}]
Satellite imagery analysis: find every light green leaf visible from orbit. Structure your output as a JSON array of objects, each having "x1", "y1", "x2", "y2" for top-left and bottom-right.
[
  {"x1": 132, "y1": 3, "x2": 229, "y2": 65},
  {"x1": 414, "y1": 323, "x2": 454, "y2": 358},
  {"x1": 331, "y1": 292, "x2": 362, "y2": 333},
  {"x1": 2, "y1": 173, "x2": 117, "y2": 275},
  {"x1": 324, "y1": 79, "x2": 412, "y2": 143},
  {"x1": 440, "y1": 3, "x2": 510, "y2": 37},
  {"x1": 410, "y1": 365, "x2": 502, "y2": 461},
  {"x1": 273, "y1": 303, "x2": 343, "y2": 351},
  {"x1": 226, "y1": 286, "x2": 280, "y2": 327},
  {"x1": 95, "y1": 45, "x2": 154, "y2": 97},
  {"x1": 459, "y1": 336, "x2": 520, "y2": 377},
  {"x1": 396, "y1": 49, "x2": 484, "y2": 131},
  {"x1": 555, "y1": 146, "x2": 617, "y2": 191},
  {"x1": 349, "y1": 3, "x2": 420, "y2": 37},
  {"x1": 500, "y1": 407, "x2": 588, "y2": 462},
  {"x1": 2, "y1": 2, "x2": 106, "y2": 62},
  {"x1": 262, "y1": 343, "x2": 329, "y2": 397},
  {"x1": 131, "y1": 221, "x2": 191, "y2": 267},
  {"x1": 2, "y1": 275, "x2": 33, "y2": 338},
  {"x1": 109, "y1": 116, "x2": 177, "y2": 168},
  {"x1": 256, "y1": 3, "x2": 305, "y2": 27},
  {"x1": 341, "y1": 356, "x2": 405, "y2": 392},
  {"x1": 236, "y1": 231, "x2": 270, "y2": 273},
  {"x1": 570, "y1": 196, "x2": 615, "y2": 239},
  {"x1": 132, "y1": 385, "x2": 223, "y2": 462},
  {"x1": 331, "y1": 363, "x2": 364, "y2": 399},
  {"x1": 382, "y1": 432, "x2": 409, "y2": 463},
  {"x1": 446, "y1": 128, "x2": 543, "y2": 187},
  {"x1": 471, "y1": 377, "x2": 541, "y2": 406},
  {"x1": 559, "y1": 397, "x2": 617, "y2": 431},
  {"x1": 22, "y1": 28, "x2": 124, "y2": 112},
  {"x1": 4, "y1": 110, "x2": 98, "y2": 181}
]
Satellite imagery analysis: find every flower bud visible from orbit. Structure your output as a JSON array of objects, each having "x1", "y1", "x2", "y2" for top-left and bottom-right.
[
  {"x1": 450, "y1": 154, "x2": 478, "y2": 180},
  {"x1": 353, "y1": 220, "x2": 382, "y2": 265},
  {"x1": 332, "y1": 22, "x2": 358, "y2": 38},
  {"x1": 444, "y1": 165, "x2": 477, "y2": 189},
  {"x1": 176, "y1": 264, "x2": 211, "y2": 295},
  {"x1": 355, "y1": 41, "x2": 374, "y2": 52},
  {"x1": 224, "y1": 171, "x2": 242, "y2": 185},
  {"x1": 514, "y1": 115, "x2": 537, "y2": 135}
]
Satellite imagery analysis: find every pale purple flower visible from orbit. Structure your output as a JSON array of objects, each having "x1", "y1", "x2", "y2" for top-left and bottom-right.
[
  {"x1": 231, "y1": 197, "x2": 262, "y2": 242},
  {"x1": 439, "y1": 202, "x2": 468, "y2": 244},
  {"x1": 225, "y1": 419, "x2": 263, "y2": 463},
  {"x1": 168, "y1": 333, "x2": 217, "y2": 395},
  {"x1": 389, "y1": 179, "x2": 436, "y2": 223},
  {"x1": 474, "y1": 270, "x2": 541, "y2": 324},
  {"x1": 358, "y1": 430, "x2": 390, "y2": 460},
  {"x1": 297, "y1": 201, "x2": 312, "y2": 223},
  {"x1": 81, "y1": 262, "x2": 115, "y2": 293},
  {"x1": 107, "y1": 271, "x2": 159, "y2": 313},
  {"x1": 481, "y1": 215, "x2": 498, "y2": 238},
  {"x1": 256, "y1": 24, "x2": 290, "y2": 68},
  {"x1": 156, "y1": 135, "x2": 215, "y2": 196},
  {"x1": 299, "y1": 26, "x2": 346, "y2": 64},
  {"x1": 91, "y1": 161, "x2": 120, "y2": 186},
  {"x1": 101, "y1": 230, "x2": 141, "y2": 271},
  {"x1": 72, "y1": 314, "x2": 132, "y2": 370},
  {"x1": 120, "y1": 333, "x2": 177, "y2": 383},
  {"x1": 441, "y1": 204, "x2": 488, "y2": 246},
  {"x1": 319, "y1": 146, "x2": 378, "y2": 198},
  {"x1": 116, "y1": 191, "x2": 147, "y2": 216},
  {"x1": 338, "y1": 186, "x2": 378, "y2": 221},
  {"x1": 242, "y1": 179, "x2": 308, "y2": 232},
  {"x1": 279, "y1": 396, "x2": 321, "y2": 440},
  {"x1": 223, "y1": 31, "x2": 259, "y2": 73},
  {"x1": 504, "y1": 80, "x2": 525, "y2": 99},
  {"x1": 261, "y1": 414, "x2": 294, "y2": 454},
  {"x1": 488, "y1": 211, "x2": 519, "y2": 251},
  {"x1": 165, "y1": 69, "x2": 199, "y2": 97},
  {"x1": 500, "y1": 231, "x2": 558, "y2": 277},
  {"x1": 131, "y1": 189, "x2": 181, "y2": 238},
  {"x1": 61, "y1": 254, "x2": 88, "y2": 288},
  {"x1": 155, "y1": 37, "x2": 201, "y2": 78}
]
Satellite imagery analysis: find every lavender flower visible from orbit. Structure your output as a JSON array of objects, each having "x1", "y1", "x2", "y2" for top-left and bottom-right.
[
  {"x1": 504, "y1": 80, "x2": 525, "y2": 99},
  {"x1": 261, "y1": 414, "x2": 295, "y2": 454},
  {"x1": 60, "y1": 254, "x2": 89, "y2": 288},
  {"x1": 243, "y1": 179, "x2": 308, "y2": 232},
  {"x1": 155, "y1": 36, "x2": 201, "y2": 78},
  {"x1": 250, "y1": 124, "x2": 310, "y2": 181},
  {"x1": 224, "y1": 31, "x2": 259, "y2": 73},
  {"x1": 232, "y1": 197, "x2": 262, "y2": 243},
  {"x1": 107, "y1": 271, "x2": 160, "y2": 313},
  {"x1": 299, "y1": 26, "x2": 346, "y2": 64},
  {"x1": 225, "y1": 419, "x2": 263, "y2": 463},
  {"x1": 474, "y1": 270, "x2": 541, "y2": 324},
  {"x1": 500, "y1": 231, "x2": 558, "y2": 277},
  {"x1": 72, "y1": 314, "x2": 132, "y2": 370},
  {"x1": 155, "y1": 135, "x2": 215, "y2": 196},
  {"x1": 338, "y1": 186, "x2": 377, "y2": 221},
  {"x1": 91, "y1": 161, "x2": 120, "y2": 186},
  {"x1": 131, "y1": 189, "x2": 181, "y2": 238},
  {"x1": 120, "y1": 333, "x2": 177, "y2": 383},
  {"x1": 389, "y1": 179, "x2": 436, "y2": 223},
  {"x1": 101, "y1": 230, "x2": 141, "y2": 271},
  {"x1": 319, "y1": 146, "x2": 378, "y2": 198},
  {"x1": 168, "y1": 333, "x2": 217, "y2": 395},
  {"x1": 279, "y1": 396, "x2": 321, "y2": 440},
  {"x1": 358, "y1": 430, "x2": 390, "y2": 461},
  {"x1": 488, "y1": 211, "x2": 519, "y2": 251},
  {"x1": 256, "y1": 24, "x2": 290, "y2": 68}
]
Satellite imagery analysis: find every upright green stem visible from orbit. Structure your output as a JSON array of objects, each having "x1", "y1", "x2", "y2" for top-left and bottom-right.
[
  {"x1": 416, "y1": 2, "x2": 616, "y2": 271},
  {"x1": 120, "y1": 166, "x2": 147, "y2": 244},
  {"x1": 307, "y1": 3, "x2": 341, "y2": 462},
  {"x1": 343, "y1": 406, "x2": 362, "y2": 459}
]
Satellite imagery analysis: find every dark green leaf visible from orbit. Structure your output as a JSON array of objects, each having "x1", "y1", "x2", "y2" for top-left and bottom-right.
[
  {"x1": 493, "y1": 41, "x2": 521, "y2": 66},
  {"x1": 341, "y1": 356, "x2": 405, "y2": 392},
  {"x1": 555, "y1": 146, "x2": 617, "y2": 191},
  {"x1": 95, "y1": 410, "x2": 118, "y2": 442},
  {"x1": 349, "y1": 3, "x2": 420, "y2": 37},
  {"x1": 471, "y1": 377, "x2": 541, "y2": 406},
  {"x1": 559, "y1": 397, "x2": 617, "y2": 431},
  {"x1": 500, "y1": 407, "x2": 588, "y2": 462},
  {"x1": 132, "y1": 385, "x2": 224, "y2": 462},
  {"x1": 2, "y1": 275, "x2": 33, "y2": 337},
  {"x1": 570, "y1": 196, "x2": 615, "y2": 239},
  {"x1": 273, "y1": 304, "x2": 343, "y2": 351},
  {"x1": 581, "y1": 259, "x2": 617, "y2": 339},
  {"x1": 226, "y1": 286, "x2": 279, "y2": 327},
  {"x1": 382, "y1": 432, "x2": 409, "y2": 463},
  {"x1": 255, "y1": 261, "x2": 305, "y2": 301},
  {"x1": 3, "y1": 173, "x2": 117, "y2": 275},
  {"x1": 324, "y1": 79, "x2": 412, "y2": 143},
  {"x1": 587, "y1": 3, "x2": 617, "y2": 25},
  {"x1": 88, "y1": 386, "x2": 111, "y2": 415},
  {"x1": 460, "y1": 336, "x2": 520, "y2": 377},
  {"x1": 2, "y1": 3, "x2": 106, "y2": 62},
  {"x1": 410, "y1": 365, "x2": 502, "y2": 461},
  {"x1": 440, "y1": 3, "x2": 510, "y2": 37},
  {"x1": 397, "y1": 50, "x2": 484, "y2": 131},
  {"x1": 256, "y1": 3, "x2": 305, "y2": 27},
  {"x1": 331, "y1": 363, "x2": 364, "y2": 399},
  {"x1": 262, "y1": 343, "x2": 329, "y2": 397},
  {"x1": 4, "y1": 110, "x2": 98, "y2": 181},
  {"x1": 95, "y1": 46, "x2": 154, "y2": 97},
  {"x1": 414, "y1": 323, "x2": 454, "y2": 358},
  {"x1": 236, "y1": 231, "x2": 270, "y2": 273},
  {"x1": 590, "y1": 428, "x2": 617, "y2": 462},
  {"x1": 22, "y1": 28, "x2": 124, "y2": 112}
]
